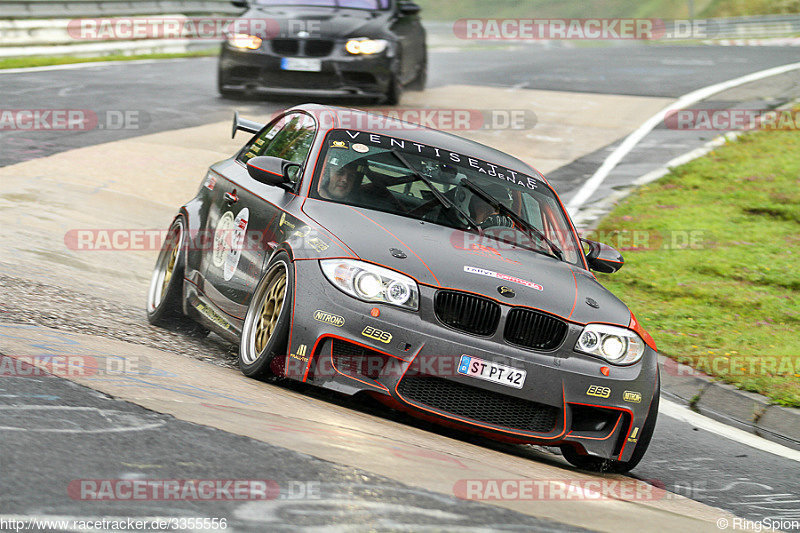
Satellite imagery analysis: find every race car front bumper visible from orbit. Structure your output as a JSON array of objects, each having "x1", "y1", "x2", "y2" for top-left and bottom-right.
[{"x1": 283, "y1": 259, "x2": 659, "y2": 462}]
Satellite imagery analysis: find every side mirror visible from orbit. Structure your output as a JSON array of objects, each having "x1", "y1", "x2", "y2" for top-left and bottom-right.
[
  {"x1": 582, "y1": 239, "x2": 624, "y2": 274},
  {"x1": 247, "y1": 156, "x2": 300, "y2": 190},
  {"x1": 231, "y1": 0, "x2": 248, "y2": 8},
  {"x1": 398, "y1": 1, "x2": 421, "y2": 15}
]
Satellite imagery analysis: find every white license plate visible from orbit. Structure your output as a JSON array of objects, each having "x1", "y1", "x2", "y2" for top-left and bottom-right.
[
  {"x1": 280, "y1": 57, "x2": 322, "y2": 72},
  {"x1": 457, "y1": 355, "x2": 526, "y2": 389}
]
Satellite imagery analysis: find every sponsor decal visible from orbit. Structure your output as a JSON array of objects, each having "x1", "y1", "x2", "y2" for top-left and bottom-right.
[
  {"x1": 212, "y1": 211, "x2": 236, "y2": 268},
  {"x1": 497, "y1": 286, "x2": 515, "y2": 298},
  {"x1": 586, "y1": 385, "x2": 611, "y2": 399},
  {"x1": 255, "y1": 138, "x2": 265, "y2": 146},
  {"x1": 223, "y1": 209, "x2": 249, "y2": 281},
  {"x1": 331, "y1": 140, "x2": 348, "y2": 149},
  {"x1": 352, "y1": 143, "x2": 369, "y2": 153},
  {"x1": 336, "y1": 130, "x2": 544, "y2": 190},
  {"x1": 627, "y1": 426, "x2": 640, "y2": 443},
  {"x1": 362, "y1": 326, "x2": 392, "y2": 344},
  {"x1": 463, "y1": 266, "x2": 543, "y2": 291},
  {"x1": 279, "y1": 212, "x2": 295, "y2": 230},
  {"x1": 623, "y1": 391, "x2": 642, "y2": 403},
  {"x1": 289, "y1": 344, "x2": 308, "y2": 362},
  {"x1": 585, "y1": 297, "x2": 599, "y2": 309},
  {"x1": 204, "y1": 174, "x2": 217, "y2": 191},
  {"x1": 313, "y1": 310, "x2": 344, "y2": 327},
  {"x1": 306, "y1": 237, "x2": 329, "y2": 252},
  {"x1": 195, "y1": 301, "x2": 230, "y2": 331}
]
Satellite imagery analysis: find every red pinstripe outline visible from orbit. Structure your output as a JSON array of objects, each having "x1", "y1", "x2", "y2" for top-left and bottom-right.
[
  {"x1": 567, "y1": 269, "x2": 579, "y2": 320},
  {"x1": 303, "y1": 333, "x2": 411, "y2": 383},
  {"x1": 344, "y1": 205, "x2": 441, "y2": 286},
  {"x1": 183, "y1": 277, "x2": 245, "y2": 321},
  {"x1": 565, "y1": 412, "x2": 623, "y2": 441}
]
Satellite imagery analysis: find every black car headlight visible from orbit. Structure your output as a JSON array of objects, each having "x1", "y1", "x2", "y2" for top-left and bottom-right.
[
  {"x1": 320, "y1": 259, "x2": 419, "y2": 310},
  {"x1": 345, "y1": 38, "x2": 389, "y2": 55},
  {"x1": 228, "y1": 33, "x2": 262, "y2": 50},
  {"x1": 575, "y1": 324, "x2": 645, "y2": 365}
]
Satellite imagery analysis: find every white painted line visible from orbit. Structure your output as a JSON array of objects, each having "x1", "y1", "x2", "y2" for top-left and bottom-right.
[
  {"x1": 0, "y1": 57, "x2": 205, "y2": 75},
  {"x1": 660, "y1": 399, "x2": 800, "y2": 462},
  {"x1": 566, "y1": 60, "x2": 800, "y2": 214}
]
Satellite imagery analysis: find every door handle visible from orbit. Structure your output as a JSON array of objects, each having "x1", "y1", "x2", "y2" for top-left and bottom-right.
[{"x1": 224, "y1": 191, "x2": 239, "y2": 205}]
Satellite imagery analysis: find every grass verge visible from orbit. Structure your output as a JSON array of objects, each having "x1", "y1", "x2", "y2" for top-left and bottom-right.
[
  {"x1": 0, "y1": 49, "x2": 218, "y2": 70},
  {"x1": 590, "y1": 120, "x2": 800, "y2": 407}
]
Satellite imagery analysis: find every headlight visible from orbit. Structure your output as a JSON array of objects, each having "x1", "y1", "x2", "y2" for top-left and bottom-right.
[
  {"x1": 228, "y1": 33, "x2": 262, "y2": 50},
  {"x1": 345, "y1": 38, "x2": 388, "y2": 55},
  {"x1": 320, "y1": 259, "x2": 418, "y2": 310},
  {"x1": 575, "y1": 324, "x2": 645, "y2": 365}
]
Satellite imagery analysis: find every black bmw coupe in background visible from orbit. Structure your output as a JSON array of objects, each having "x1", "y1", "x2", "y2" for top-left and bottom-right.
[{"x1": 218, "y1": 0, "x2": 427, "y2": 103}]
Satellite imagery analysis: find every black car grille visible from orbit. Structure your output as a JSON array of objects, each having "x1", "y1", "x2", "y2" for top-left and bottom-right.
[
  {"x1": 270, "y1": 38, "x2": 334, "y2": 57},
  {"x1": 434, "y1": 290, "x2": 500, "y2": 336},
  {"x1": 261, "y1": 71, "x2": 339, "y2": 90},
  {"x1": 504, "y1": 308, "x2": 568, "y2": 351},
  {"x1": 398, "y1": 375, "x2": 559, "y2": 433}
]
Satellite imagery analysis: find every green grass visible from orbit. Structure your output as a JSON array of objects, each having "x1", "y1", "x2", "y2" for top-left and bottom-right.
[
  {"x1": 417, "y1": 0, "x2": 794, "y2": 20},
  {"x1": 588, "y1": 122, "x2": 800, "y2": 407},
  {"x1": 0, "y1": 49, "x2": 218, "y2": 70}
]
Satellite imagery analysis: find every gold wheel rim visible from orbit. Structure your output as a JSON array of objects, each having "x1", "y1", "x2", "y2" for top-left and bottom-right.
[
  {"x1": 254, "y1": 271, "x2": 287, "y2": 354},
  {"x1": 161, "y1": 231, "x2": 180, "y2": 297}
]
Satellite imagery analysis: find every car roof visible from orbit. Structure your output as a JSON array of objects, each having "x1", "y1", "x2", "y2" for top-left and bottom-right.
[{"x1": 293, "y1": 103, "x2": 546, "y2": 180}]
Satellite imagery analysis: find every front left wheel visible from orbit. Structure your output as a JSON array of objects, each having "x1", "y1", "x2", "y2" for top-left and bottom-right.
[{"x1": 238, "y1": 252, "x2": 294, "y2": 377}]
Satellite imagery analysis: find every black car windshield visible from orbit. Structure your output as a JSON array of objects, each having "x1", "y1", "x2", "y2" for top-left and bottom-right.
[
  {"x1": 310, "y1": 129, "x2": 583, "y2": 266},
  {"x1": 253, "y1": 0, "x2": 390, "y2": 9}
]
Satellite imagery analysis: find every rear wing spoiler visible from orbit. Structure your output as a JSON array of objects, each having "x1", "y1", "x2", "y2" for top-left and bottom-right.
[{"x1": 231, "y1": 111, "x2": 264, "y2": 138}]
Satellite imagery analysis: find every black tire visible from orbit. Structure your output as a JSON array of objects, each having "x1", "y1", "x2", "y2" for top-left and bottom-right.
[
  {"x1": 146, "y1": 217, "x2": 209, "y2": 337},
  {"x1": 383, "y1": 73, "x2": 403, "y2": 106},
  {"x1": 406, "y1": 53, "x2": 427, "y2": 91},
  {"x1": 238, "y1": 252, "x2": 294, "y2": 377},
  {"x1": 561, "y1": 374, "x2": 660, "y2": 474}
]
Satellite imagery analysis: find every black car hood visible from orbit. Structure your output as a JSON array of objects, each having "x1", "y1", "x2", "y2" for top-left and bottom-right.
[
  {"x1": 303, "y1": 201, "x2": 631, "y2": 326},
  {"x1": 243, "y1": 6, "x2": 392, "y2": 40}
]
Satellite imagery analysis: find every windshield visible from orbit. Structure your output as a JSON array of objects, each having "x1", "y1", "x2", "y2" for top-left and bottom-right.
[
  {"x1": 310, "y1": 129, "x2": 583, "y2": 266},
  {"x1": 253, "y1": 0, "x2": 390, "y2": 9}
]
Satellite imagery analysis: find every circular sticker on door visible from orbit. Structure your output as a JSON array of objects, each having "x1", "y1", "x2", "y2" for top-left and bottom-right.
[
  {"x1": 224, "y1": 208, "x2": 249, "y2": 281},
  {"x1": 212, "y1": 211, "x2": 235, "y2": 268}
]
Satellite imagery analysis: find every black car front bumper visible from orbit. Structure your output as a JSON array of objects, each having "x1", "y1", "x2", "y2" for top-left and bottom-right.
[{"x1": 218, "y1": 43, "x2": 395, "y2": 98}]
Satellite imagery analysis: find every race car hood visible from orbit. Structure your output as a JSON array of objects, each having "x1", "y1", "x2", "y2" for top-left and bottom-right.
[
  {"x1": 243, "y1": 6, "x2": 393, "y2": 40},
  {"x1": 303, "y1": 201, "x2": 632, "y2": 326}
]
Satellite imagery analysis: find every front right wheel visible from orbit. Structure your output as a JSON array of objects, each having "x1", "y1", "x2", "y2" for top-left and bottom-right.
[{"x1": 238, "y1": 252, "x2": 294, "y2": 377}]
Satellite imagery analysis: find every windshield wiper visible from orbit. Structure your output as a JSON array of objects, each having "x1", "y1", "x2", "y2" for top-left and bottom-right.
[
  {"x1": 460, "y1": 177, "x2": 564, "y2": 261},
  {"x1": 390, "y1": 150, "x2": 482, "y2": 234}
]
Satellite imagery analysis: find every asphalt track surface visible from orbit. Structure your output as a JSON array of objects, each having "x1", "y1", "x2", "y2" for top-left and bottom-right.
[{"x1": 2, "y1": 41, "x2": 800, "y2": 531}]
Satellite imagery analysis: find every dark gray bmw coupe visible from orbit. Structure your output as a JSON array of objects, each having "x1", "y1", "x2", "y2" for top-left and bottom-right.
[
  {"x1": 218, "y1": 0, "x2": 426, "y2": 103},
  {"x1": 147, "y1": 104, "x2": 660, "y2": 473}
]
